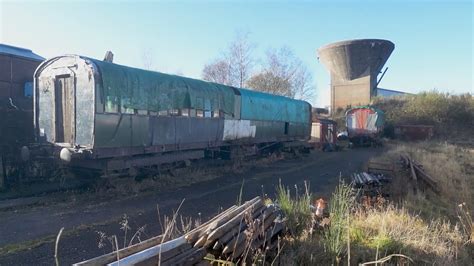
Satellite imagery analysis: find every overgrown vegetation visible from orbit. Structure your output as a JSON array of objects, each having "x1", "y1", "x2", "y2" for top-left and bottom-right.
[
  {"x1": 277, "y1": 141, "x2": 473, "y2": 265},
  {"x1": 331, "y1": 91, "x2": 474, "y2": 141},
  {"x1": 373, "y1": 91, "x2": 474, "y2": 140},
  {"x1": 276, "y1": 181, "x2": 312, "y2": 237},
  {"x1": 321, "y1": 180, "x2": 353, "y2": 263}
]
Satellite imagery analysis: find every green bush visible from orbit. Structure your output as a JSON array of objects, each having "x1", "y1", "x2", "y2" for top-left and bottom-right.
[{"x1": 373, "y1": 91, "x2": 474, "y2": 139}]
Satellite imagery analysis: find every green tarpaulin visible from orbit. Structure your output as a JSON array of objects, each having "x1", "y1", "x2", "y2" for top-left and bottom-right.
[{"x1": 89, "y1": 58, "x2": 236, "y2": 115}]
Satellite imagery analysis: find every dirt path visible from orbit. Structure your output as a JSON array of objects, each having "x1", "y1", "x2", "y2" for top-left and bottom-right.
[{"x1": 0, "y1": 148, "x2": 382, "y2": 265}]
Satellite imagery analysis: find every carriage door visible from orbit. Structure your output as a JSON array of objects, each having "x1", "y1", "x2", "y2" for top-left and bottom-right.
[{"x1": 54, "y1": 75, "x2": 75, "y2": 143}]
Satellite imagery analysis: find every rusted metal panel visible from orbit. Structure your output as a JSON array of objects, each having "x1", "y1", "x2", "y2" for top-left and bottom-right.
[
  {"x1": 35, "y1": 56, "x2": 94, "y2": 146},
  {"x1": 36, "y1": 75, "x2": 55, "y2": 142},
  {"x1": 223, "y1": 120, "x2": 256, "y2": 140}
]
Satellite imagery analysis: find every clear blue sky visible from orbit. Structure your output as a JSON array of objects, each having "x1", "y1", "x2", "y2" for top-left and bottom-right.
[{"x1": 1, "y1": 0, "x2": 472, "y2": 106}]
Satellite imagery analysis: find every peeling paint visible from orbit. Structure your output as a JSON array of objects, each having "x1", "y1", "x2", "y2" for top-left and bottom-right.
[{"x1": 222, "y1": 119, "x2": 256, "y2": 141}]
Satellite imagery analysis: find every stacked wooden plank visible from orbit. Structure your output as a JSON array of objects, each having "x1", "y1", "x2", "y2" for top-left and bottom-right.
[
  {"x1": 74, "y1": 196, "x2": 284, "y2": 266},
  {"x1": 188, "y1": 196, "x2": 284, "y2": 261},
  {"x1": 400, "y1": 155, "x2": 439, "y2": 193}
]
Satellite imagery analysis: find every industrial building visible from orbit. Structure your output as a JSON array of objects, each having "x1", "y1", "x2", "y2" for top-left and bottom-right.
[{"x1": 318, "y1": 39, "x2": 407, "y2": 112}]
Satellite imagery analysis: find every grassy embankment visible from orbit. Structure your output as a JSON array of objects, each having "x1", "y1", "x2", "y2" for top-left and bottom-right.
[
  {"x1": 278, "y1": 90, "x2": 474, "y2": 264},
  {"x1": 276, "y1": 141, "x2": 473, "y2": 265}
]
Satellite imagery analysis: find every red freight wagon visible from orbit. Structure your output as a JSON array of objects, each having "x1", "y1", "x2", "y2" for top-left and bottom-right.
[{"x1": 394, "y1": 125, "x2": 434, "y2": 141}]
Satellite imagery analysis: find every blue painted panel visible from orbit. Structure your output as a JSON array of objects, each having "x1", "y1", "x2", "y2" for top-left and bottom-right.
[
  {"x1": 0, "y1": 44, "x2": 44, "y2": 61},
  {"x1": 237, "y1": 88, "x2": 310, "y2": 123}
]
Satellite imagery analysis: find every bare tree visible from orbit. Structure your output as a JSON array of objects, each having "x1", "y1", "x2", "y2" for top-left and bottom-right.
[
  {"x1": 247, "y1": 47, "x2": 314, "y2": 100},
  {"x1": 142, "y1": 48, "x2": 155, "y2": 71},
  {"x1": 202, "y1": 59, "x2": 232, "y2": 85},
  {"x1": 228, "y1": 30, "x2": 255, "y2": 88},
  {"x1": 201, "y1": 30, "x2": 255, "y2": 87}
]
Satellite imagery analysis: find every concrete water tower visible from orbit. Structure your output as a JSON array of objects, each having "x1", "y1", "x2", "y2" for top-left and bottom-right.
[{"x1": 318, "y1": 39, "x2": 395, "y2": 112}]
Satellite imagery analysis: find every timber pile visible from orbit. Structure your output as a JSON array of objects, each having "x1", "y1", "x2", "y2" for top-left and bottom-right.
[
  {"x1": 74, "y1": 196, "x2": 284, "y2": 266},
  {"x1": 400, "y1": 154, "x2": 439, "y2": 193},
  {"x1": 351, "y1": 172, "x2": 391, "y2": 187}
]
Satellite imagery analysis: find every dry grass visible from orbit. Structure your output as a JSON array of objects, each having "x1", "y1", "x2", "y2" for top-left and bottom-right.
[
  {"x1": 382, "y1": 141, "x2": 473, "y2": 219},
  {"x1": 350, "y1": 205, "x2": 466, "y2": 264},
  {"x1": 277, "y1": 141, "x2": 473, "y2": 265}
]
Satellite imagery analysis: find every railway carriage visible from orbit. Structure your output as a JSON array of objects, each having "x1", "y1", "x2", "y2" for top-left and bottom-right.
[
  {"x1": 345, "y1": 106, "x2": 384, "y2": 146},
  {"x1": 0, "y1": 44, "x2": 44, "y2": 186},
  {"x1": 33, "y1": 55, "x2": 311, "y2": 176}
]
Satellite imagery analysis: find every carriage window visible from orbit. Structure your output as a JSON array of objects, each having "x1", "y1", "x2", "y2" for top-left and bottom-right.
[
  {"x1": 137, "y1": 109, "x2": 148, "y2": 115},
  {"x1": 149, "y1": 111, "x2": 158, "y2": 116},
  {"x1": 121, "y1": 97, "x2": 134, "y2": 114},
  {"x1": 158, "y1": 110, "x2": 168, "y2": 116},
  {"x1": 170, "y1": 109, "x2": 180, "y2": 116},
  {"x1": 213, "y1": 109, "x2": 220, "y2": 118},
  {"x1": 204, "y1": 99, "x2": 211, "y2": 118},
  {"x1": 181, "y1": 109, "x2": 189, "y2": 117},
  {"x1": 105, "y1": 96, "x2": 118, "y2": 113},
  {"x1": 196, "y1": 109, "x2": 204, "y2": 117}
]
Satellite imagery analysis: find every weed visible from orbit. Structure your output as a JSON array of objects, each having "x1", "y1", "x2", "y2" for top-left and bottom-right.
[
  {"x1": 456, "y1": 202, "x2": 472, "y2": 245},
  {"x1": 119, "y1": 214, "x2": 131, "y2": 248},
  {"x1": 322, "y1": 180, "x2": 353, "y2": 263},
  {"x1": 276, "y1": 180, "x2": 312, "y2": 237},
  {"x1": 237, "y1": 179, "x2": 245, "y2": 206}
]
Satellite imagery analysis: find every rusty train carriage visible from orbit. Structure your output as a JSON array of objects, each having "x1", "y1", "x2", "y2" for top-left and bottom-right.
[
  {"x1": 0, "y1": 44, "x2": 44, "y2": 187},
  {"x1": 0, "y1": 44, "x2": 44, "y2": 149},
  {"x1": 34, "y1": 55, "x2": 312, "y2": 176}
]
